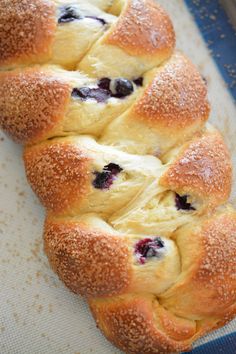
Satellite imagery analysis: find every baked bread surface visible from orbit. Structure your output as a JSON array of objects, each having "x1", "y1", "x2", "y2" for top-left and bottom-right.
[{"x1": 0, "y1": 1, "x2": 235, "y2": 353}]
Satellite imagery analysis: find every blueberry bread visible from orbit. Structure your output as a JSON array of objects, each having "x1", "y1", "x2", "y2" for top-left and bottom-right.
[{"x1": 0, "y1": 1, "x2": 235, "y2": 353}]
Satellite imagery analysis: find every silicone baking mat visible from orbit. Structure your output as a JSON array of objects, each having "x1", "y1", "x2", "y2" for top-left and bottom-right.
[{"x1": 0, "y1": 1, "x2": 236, "y2": 353}]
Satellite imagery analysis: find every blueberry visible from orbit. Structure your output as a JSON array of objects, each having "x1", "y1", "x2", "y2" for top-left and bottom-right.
[
  {"x1": 112, "y1": 78, "x2": 134, "y2": 98},
  {"x1": 175, "y1": 193, "x2": 195, "y2": 211},
  {"x1": 58, "y1": 6, "x2": 82, "y2": 23},
  {"x1": 98, "y1": 78, "x2": 111, "y2": 91},
  {"x1": 103, "y1": 163, "x2": 123, "y2": 175},
  {"x1": 93, "y1": 163, "x2": 123, "y2": 190},
  {"x1": 133, "y1": 77, "x2": 143, "y2": 86},
  {"x1": 72, "y1": 87, "x2": 111, "y2": 103},
  {"x1": 72, "y1": 77, "x2": 134, "y2": 103},
  {"x1": 88, "y1": 88, "x2": 111, "y2": 103},
  {"x1": 93, "y1": 171, "x2": 112, "y2": 189},
  {"x1": 135, "y1": 237, "x2": 165, "y2": 264},
  {"x1": 58, "y1": 6, "x2": 107, "y2": 25},
  {"x1": 72, "y1": 87, "x2": 90, "y2": 99}
]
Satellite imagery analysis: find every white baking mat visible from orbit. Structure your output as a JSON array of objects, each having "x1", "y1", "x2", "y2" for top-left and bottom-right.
[{"x1": 0, "y1": 1, "x2": 236, "y2": 353}]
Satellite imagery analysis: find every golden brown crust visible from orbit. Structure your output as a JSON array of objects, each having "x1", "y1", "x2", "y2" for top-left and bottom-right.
[
  {"x1": 212, "y1": 303, "x2": 236, "y2": 331},
  {"x1": 161, "y1": 212, "x2": 236, "y2": 319},
  {"x1": 0, "y1": 68, "x2": 71, "y2": 144},
  {"x1": 44, "y1": 217, "x2": 132, "y2": 297},
  {"x1": 89, "y1": 295, "x2": 192, "y2": 354},
  {"x1": 105, "y1": 0, "x2": 175, "y2": 58},
  {"x1": 24, "y1": 141, "x2": 92, "y2": 213},
  {"x1": 133, "y1": 52, "x2": 210, "y2": 129},
  {"x1": 160, "y1": 132, "x2": 232, "y2": 209},
  {"x1": 154, "y1": 305, "x2": 196, "y2": 342},
  {"x1": 0, "y1": 0, "x2": 56, "y2": 67}
]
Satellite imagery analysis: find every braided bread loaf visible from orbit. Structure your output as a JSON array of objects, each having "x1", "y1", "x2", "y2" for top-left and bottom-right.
[{"x1": 0, "y1": 1, "x2": 235, "y2": 353}]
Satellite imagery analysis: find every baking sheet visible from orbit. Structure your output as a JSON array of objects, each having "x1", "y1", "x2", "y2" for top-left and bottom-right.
[{"x1": 0, "y1": 1, "x2": 236, "y2": 353}]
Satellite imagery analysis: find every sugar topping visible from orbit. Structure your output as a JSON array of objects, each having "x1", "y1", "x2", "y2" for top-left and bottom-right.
[
  {"x1": 0, "y1": 0, "x2": 56, "y2": 66},
  {"x1": 106, "y1": 0, "x2": 175, "y2": 56}
]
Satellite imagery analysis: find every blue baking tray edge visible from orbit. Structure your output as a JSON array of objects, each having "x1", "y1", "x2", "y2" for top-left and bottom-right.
[
  {"x1": 184, "y1": 0, "x2": 236, "y2": 101},
  {"x1": 185, "y1": 331, "x2": 236, "y2": 353}
]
